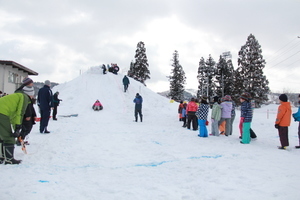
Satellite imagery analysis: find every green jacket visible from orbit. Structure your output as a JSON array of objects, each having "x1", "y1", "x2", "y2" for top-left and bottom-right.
[
  {"x1": 211, "y1": 102, "x2": 222, "y2": 121},
  {"x1": 0, "y1": 91, "x2": 30, "y2": 127}
]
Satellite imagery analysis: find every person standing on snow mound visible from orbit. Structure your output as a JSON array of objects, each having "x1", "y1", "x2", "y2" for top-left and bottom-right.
[
  {"x1": 122, "y1": 75, "x2": 130, "y2": 92},
  {"x1": 38, "y1": 80, "x2": 53, "y2": 134},
  {"x1": 133, "y1": 93, "x2": 143, "y2": 122},
  {"x1": 53, "y1": 91, "x2": 62, "y2": 120}
]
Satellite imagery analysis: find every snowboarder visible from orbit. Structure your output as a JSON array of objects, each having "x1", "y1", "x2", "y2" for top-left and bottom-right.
[
  {"x1": 239, "y1": 92, "x2": 253, "y2": 144},
  {"x1": 92, "y1": 100, "x2": 103, "y2": 111},
  {"x1": 122, "y1": 75, "x2": 130, "y2": 92},
  {"x1": 275, "y1": 94, "x2": 291, "y2": 150},
  {"x1": 133, "y1": 93, "x2": 143, "y2": 122},
  {"x1": 53, "y1": 91, "x2": 62, "y2": 120},
  {"x1": 37, "y1": 80, "x2": 53, "y2": 134}
]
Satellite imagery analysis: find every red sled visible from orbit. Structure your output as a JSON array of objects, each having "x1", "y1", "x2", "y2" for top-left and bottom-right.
[{"x1": 35, "y1": 116, "x2": 52, "y2": 122}]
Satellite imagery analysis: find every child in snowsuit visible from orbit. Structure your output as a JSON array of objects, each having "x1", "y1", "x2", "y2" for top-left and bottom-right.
[
  {"x1": 218, "y1": 95, "x2": 233, "y2": 136},
  {"x1": 186, "y1": 98, "x2": 198, "y2": 131},
  {"x1": 92, "y1": 100, "x2": 103, "y2": 111},
  {"x1": 292, "y1": 94, "x2": 300, "y2": 148},
  {"x1": 275, "y1": 94, "x2": 291, "y2": 150},
  {"x1": 239, "y1": 92, "x2": 253, "y2": 144},
  {"x1": 178, "y1": 101, "x2": 184, "y2": 121},
  {"x1": 210, "y1": 96, "x2": 222, "y2": 136},
  {"x1": 16, "y1": 86, "x2": 37, "y2": 146},
  {"x1": 196, "y1": 96, "x2": 209, "y2": 137},
  {"x1": 182, "y1": 103, "x2": 187, "y2": 127}
]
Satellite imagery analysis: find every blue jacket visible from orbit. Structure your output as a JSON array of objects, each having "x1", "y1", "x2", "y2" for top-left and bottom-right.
[
  {"x1": 38, "y1": 85, "x2": 53, "y2": 110},
  {"x1": 133, "y1": 95, "x2": 143, "y2": 110},
  {"x1": 240, "y1": 101, "x2": 252, "y2": 122},
  {"x1": 293, "y1": 107, "x2": 300, "y2": 122}
]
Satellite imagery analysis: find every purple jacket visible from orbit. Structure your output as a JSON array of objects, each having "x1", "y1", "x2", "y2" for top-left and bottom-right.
[{"x1": 220, "y1": 101, "x2": 232, "y2": 119}]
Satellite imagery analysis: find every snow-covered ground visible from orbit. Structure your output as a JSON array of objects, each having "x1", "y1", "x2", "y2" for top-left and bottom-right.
[{"x1": 1, "y1": 67, "x2": 300, "y2": 200}]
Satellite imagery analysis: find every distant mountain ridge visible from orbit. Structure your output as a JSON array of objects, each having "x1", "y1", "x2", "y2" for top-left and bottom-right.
[{"x1": 157, "y1": 89, "x2": 197, "y2": 101}]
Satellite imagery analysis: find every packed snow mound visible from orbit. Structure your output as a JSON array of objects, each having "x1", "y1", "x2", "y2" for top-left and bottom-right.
[{"x1": 52, "y1": 66, "x2": 177, "y2": 122}]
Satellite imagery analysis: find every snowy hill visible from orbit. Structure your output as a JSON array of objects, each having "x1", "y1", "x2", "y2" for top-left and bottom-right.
[{"x1": 1, "y1": 67, "x2": 300, "y2": 200}]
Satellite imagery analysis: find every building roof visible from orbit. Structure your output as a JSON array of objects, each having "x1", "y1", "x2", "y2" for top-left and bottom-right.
[{"x1": 0, "y1": 60, "x2": 38, "y2": 75}]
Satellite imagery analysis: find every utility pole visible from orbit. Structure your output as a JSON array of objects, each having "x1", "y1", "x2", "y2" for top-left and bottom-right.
[{"x1": 221, "y1": 51, "x2": 232, "y2": 97}]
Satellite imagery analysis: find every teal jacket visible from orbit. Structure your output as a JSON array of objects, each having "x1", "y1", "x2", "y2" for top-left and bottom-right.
[
  {"x1": 293, "y1": 107, "x2": 300, "y2": 122},
  {"x1": 211, "y1": 102, "x2": 222, "y2": 121},
  {"x1": 0, "y1": 91, "x2": 30, "y2": 127}
]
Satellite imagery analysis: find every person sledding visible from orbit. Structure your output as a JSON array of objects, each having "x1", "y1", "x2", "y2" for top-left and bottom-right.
[{"x1": 92, "y1": 100, "x2": 103, "y2": 111}]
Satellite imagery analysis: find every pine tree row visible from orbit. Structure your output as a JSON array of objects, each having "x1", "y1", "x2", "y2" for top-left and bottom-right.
[{"x1": 127, "y1": 34, "x2": 270, "y2": 107}]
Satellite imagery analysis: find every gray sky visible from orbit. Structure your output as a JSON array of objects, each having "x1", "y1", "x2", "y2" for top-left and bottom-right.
[{"x1": 1, "y1": 0, "x2": 299, "y2": 93}]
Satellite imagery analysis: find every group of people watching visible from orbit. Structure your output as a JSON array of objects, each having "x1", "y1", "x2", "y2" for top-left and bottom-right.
[
  {"x1": 0, "y1": 78, "x2": 62, "y2": 165},
  {"x1": 178, "y1": 92, "x2": 300, "y2": 150},
  {"x1": 101, "y1": 63, "x2": 120, "y2": 75}
]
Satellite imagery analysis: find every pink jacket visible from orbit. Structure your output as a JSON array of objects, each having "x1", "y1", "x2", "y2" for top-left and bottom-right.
[
  {"x1": 93, "y1": 101, "x2": 102, "y2": 106},
  {"x1": 186, "y1": 101, "x2": 198, "y2": 113}
]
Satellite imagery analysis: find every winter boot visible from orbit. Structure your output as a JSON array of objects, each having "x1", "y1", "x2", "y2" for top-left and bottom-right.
[
  {"x1": 4, "y1": 144, "x2": 22, "y2": 165},
  {"x1": 295, "y1": 146, "x2": 300, "y2": 149},
  {"x1": 140, "y1": 116, "x2": 143, "y2": 122},
  {"x1": 0, "y1": 141, "x2": 4, "y2": 164}
]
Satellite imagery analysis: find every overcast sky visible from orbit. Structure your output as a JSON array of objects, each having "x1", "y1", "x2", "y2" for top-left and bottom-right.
[{"x1": 1, "y1": 0, "x2": 299, "y2": 93}]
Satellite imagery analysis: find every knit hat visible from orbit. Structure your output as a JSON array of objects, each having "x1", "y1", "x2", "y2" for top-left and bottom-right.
[
  {"x1": 240, "y1": 92, "x2": 251, "y2": 100},
  {"x1": 201, "y1": 96, "x2": 208, "y2": 101},
  {"x1": 279, "y1": 94, "x2": 288, "y2": 102},
  {"x1": 22, "y1": 77, "x2": 33, "y2": 86},
  {"x1": 213, "y1": 96, "x2": 219, "y2": 102},
  {"x1": 223, "y1": 95, "x2": 232, "y2": 101},
  {"x1": 23, "y1": 86, "x2": 34, "y2": 96},
  {"x1": 45, "y1": 80, "x2": 51, "y2": 86}
]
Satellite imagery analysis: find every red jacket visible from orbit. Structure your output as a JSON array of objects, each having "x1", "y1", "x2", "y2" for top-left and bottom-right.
[
  {"x1": 186, "y1": 101, "x2": 198, "y2": 113},
  {"x1": 275, "y1": 102, "x2": 291, "y2": 127}
]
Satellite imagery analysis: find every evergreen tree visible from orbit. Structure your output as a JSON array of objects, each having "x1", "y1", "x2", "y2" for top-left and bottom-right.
[
  {"x1": 215, "y1": 56, "x2": 235, "y2": 98},
  {"x1": 128, "y1": 41, "x2": 150, "y2": 86},
  {"x1": 197, "y1": 55, "x2": 216, "y2": 99},
  {"x1": 225, "y1": 59, "x2": 236, "y2": 99},
  {"x1": 127, "y1": 61, "x2": 134, "y2": 77},
  {"x1": 236, "y1": 34, "x2": 270, "y2": 107},
  {"x1": 197, "y1": 57, "x2": 206, "y2": 98},
  {"x1": 205, "y1": 55, "x2": 217, "y2": 99},
  {"x1": 168, "y1": 50, "x2": 186, "y2": 101}
]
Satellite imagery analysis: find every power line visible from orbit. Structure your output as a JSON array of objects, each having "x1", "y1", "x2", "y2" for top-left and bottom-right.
[
  {"x1": 267, "y1": 37, "x2": 298, "y2": 62},
  {"x1": 269, "y1": 51, "x2": 300, "y2": 68},
  {"x1": 268, "y1": 41, "x2": 300, "y2": 65}
]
